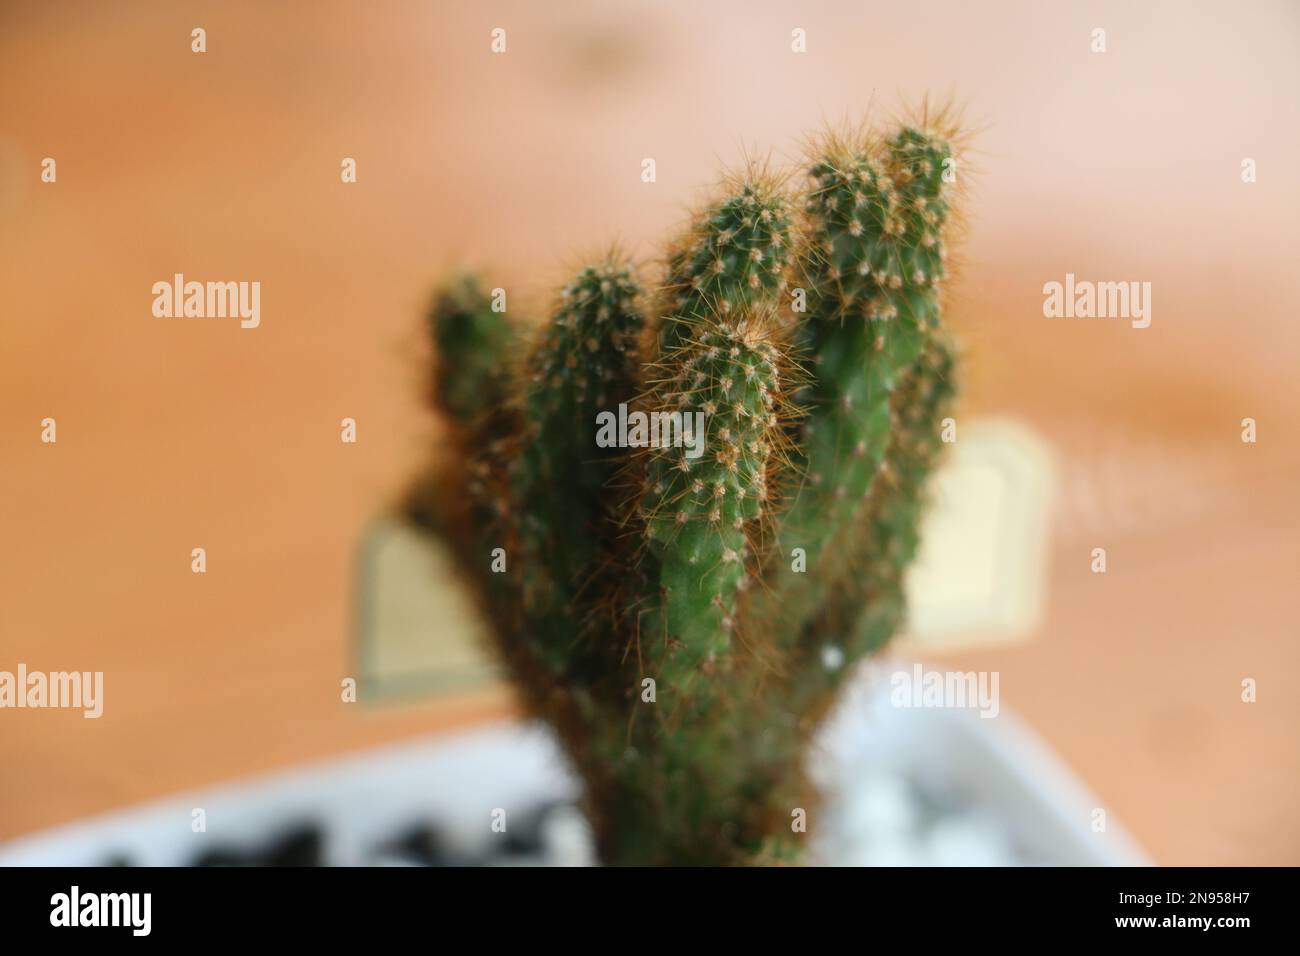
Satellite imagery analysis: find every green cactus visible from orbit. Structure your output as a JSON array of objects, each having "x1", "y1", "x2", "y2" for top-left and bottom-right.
[
  {"x1": 404, "y1": 273, "x2": 516, "y2": 538},
  {"x1": 511, "y1": 259, "x2": 643, "y2": 659},
  {"x1": 413, "y1": 112, "x2": 963, "y2": 865},
  {"x1": 659, "y1": 170, "x2": 794, "y2": 349},
  {"x1": 748, "y1": 122, "x2": 956, "y2": 663},
  {"x1": 427, "y1": 274, "x2": 514, "y2": 424}
]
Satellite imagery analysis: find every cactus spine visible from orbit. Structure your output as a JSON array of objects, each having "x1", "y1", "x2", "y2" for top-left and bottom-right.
[{"x1": 415, "y1": 110, "x2": 963, "y2": 865}]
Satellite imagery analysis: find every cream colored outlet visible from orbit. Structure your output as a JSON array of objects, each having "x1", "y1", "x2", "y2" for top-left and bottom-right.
[
  {"x1": 902, "y1": 417, "x2": 1057, "y2": 649},
  {"x1": 355, "y1": 517, "x2": 499, "y2": 700}
]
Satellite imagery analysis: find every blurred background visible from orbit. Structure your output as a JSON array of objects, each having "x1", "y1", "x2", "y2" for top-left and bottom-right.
[{"x1": 1, "y1": 0, "x2": 1297, "y2": 865}]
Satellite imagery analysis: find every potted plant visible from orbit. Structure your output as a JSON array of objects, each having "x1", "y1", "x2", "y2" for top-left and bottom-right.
[{"x1": 409, "y1": 107, "x2": 966, "y2": 865}]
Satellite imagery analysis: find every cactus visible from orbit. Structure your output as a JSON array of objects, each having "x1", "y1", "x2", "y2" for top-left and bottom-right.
[
  {"x1": 404, "y1": 273, "x2": 516, "y2": 542},
  {"x1": 658, "y1": 171, "x2": 794, "y2": 349},
  {"x1": 412, "y1": 111, "x2": 963, "y2": 865}
]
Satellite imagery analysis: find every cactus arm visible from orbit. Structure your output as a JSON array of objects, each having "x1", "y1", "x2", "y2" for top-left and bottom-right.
[
  {"x1": 659, "y1": 175, "x2": 793, "y2": 350},
  {"x1": 510, "y1": 260, "x2": 644, "y2": 671},
  {"x1": 403, "y1": 274, "x2": 517, "y2": 535},
  {"x1": 750, "y1": 125, "x2": 956, "y2": 656},
  {"x1": 788, "y1": 335, "x2": 957, "y2": 712},
  {"x1": 593, "y1": 306, "x2": 796, "y2": 866},
  {"x1": 428, "y1": 274, "x2": 515, "y2": 424},
  {"x1": 638, "y1": 313, "x2": 785, "y2": 688},
  {"x1": 585, "y1": 175, "x2": 797, "y2": 865}
]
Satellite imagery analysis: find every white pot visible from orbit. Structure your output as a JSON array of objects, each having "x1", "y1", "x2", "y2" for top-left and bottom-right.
[{"x1": 0, "y1": 663, "x2": 1147, "y2": 866}]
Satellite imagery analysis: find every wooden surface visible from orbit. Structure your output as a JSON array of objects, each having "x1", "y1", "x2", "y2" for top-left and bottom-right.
[{"x1": 1, "y1": 1, "x2": 1297, "y2": 864}]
